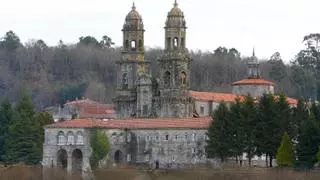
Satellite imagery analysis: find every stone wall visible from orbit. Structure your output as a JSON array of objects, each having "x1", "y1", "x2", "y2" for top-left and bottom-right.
[
  {"x1": 104, "y1": 128, "x2": 208, "y2": 169},
  {"x1": 42, "y1": 128, "x2": 92, "y2": 173},
  {"x1": 232, "y1": 84, "x2": 274, "y2": 97}
]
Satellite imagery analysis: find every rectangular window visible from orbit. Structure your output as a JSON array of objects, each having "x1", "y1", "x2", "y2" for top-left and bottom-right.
[
  {"x1": 200, "y1": 106, "x2": 204, "y2": 115},
  {"x1": 77, "y1": 135, "x2": 84, "y2": 145},
  {"x1": 165, "y1": 135, "x2": 169, "y2": 141},
  {"x1": 142, "y1": 105, "x2": 148, "y2": 116},
  {"x1": 67, "y1": 135, "x2": 74, "y2": 145},
  {"x1": 175, "y1": 135, "x2": 178, "y2": 140}
]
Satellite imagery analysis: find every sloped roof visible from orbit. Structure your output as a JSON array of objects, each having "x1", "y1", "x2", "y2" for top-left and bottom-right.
[
  {"x1": 232, "y1": 78, "x2": 275, "y2": 86},
  {"x1": 46, "y1": 116, "x2": 212, "y2": 129},
  {"x1": 65, "y1": 99, "x2": 115, "y2": 116},
  {"x1": 188, "y1": 91, "x2": 244, "y2": 102}
]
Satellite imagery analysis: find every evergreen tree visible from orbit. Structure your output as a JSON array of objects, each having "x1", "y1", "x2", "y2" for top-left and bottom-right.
[
  {"x1": 206, "y1": 102, "x2": 233, "y2": 162},
  {"x1": 291, "y1": 100, "x2": 308, "y2": 142},
  {"x1": 229, "y1": 98, "x2": 245, "y2": 161},
  {"x1": 241, "y1": 96, "x2": 257, "y2": 166},
  {"x1": 5, "y1": 91, "x2": 41, "y2": 164},
  {"x1": 295, "y1": 114, "x2": 320, "y2": 169},
  {"x1": 34, "y1": 111, "x2": 54, "y2": 161},
  {"x1": 276, "y1": 132, "x2": 294, "y2": 167},
  {"x1": 0, "y1": 99, "x2": 13, "y2": 163},
  {"x1": 255, "y1": 94, "x2": 277, "y2": 166}
]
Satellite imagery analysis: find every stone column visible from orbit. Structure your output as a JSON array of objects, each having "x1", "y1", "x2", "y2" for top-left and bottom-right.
[{"x1": 67, "y1": 153, "x2": 72, "y2": 173}]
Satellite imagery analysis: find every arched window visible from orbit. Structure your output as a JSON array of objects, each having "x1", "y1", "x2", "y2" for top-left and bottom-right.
[
  {"x1": 173, "y1": 37, "x2": 179, "y2": 48},
  {"x1": 122, "y1": 73, "x2": 128, "y2": 89},
  {"x1": 180, "y1": 71, "x2": 187, "y2": 85},
  {"x1": 164, "y1": 71, "x2": 171, "y2": 87},
  {"x1": 67, "y1": 131, "x2": 74, "y2": 145},
  {"x1": 76, "y1": 131, "x2": 84, "y2": 145},
  {"x1": 57, "y1": 131, "x2": 65, "y2": 145},
  {"x1": 131, "y1": 40, "x2": 136, "y2": 50},
  {"x1": 167, "y1": 37, "x2": 171, "y2": 49}
]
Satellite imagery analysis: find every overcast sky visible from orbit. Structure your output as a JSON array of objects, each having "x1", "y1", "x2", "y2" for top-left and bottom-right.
[{"x1": 0, "y1": 0, "x2": 318, "y2": 61}]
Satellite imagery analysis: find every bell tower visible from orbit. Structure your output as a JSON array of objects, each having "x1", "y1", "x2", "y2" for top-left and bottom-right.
[
  {"x1": 114, "y1": 3, "x2": 151, "y2": 119},
  {"x1": 158, "y1": 0, "x2": 193, "y2": 118}
]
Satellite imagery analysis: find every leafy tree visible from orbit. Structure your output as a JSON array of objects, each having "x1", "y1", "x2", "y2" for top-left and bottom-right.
[
  {"x1": 295, "y1": 114, "x2": 320, "y2": 169},
  {"x1": 90, "y1": 129, "x2": 110, "y2": 169},
  {"x1": 0, "y1": 30, "x2": 21, "y2": 51},
  {"x1": 241, "y1": 96, "x2": 257, "y2": 166},
  {"x1": 0, "y1": 99, "x2": 13, "y2": 163},
  {"x1": 100, "y1": 35, "x2": 115, "y2": 48},
  {"x1": 79, "y1": 36, "x2": 100, "y2": 47},
  {"x1": 276, "y1": 132, "x2": 294, "y2": 167},
  {"x1": 5, "y1": 91, "x2": 41, "y2": 164},
  {"x1": 57, "y1": 82, "x2": 88, "y2": 105},
  {"x1": 206, "y1": 102, "x2": 233, "y2": 162}
]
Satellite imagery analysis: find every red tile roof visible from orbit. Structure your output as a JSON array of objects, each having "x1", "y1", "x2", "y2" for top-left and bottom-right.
[
  {"x1": 188, "y1": 91, "x2": 244, "y2": 102},
  {"x1": 232, "y1": 78, "x2": 275, "y2": 86},
  {"x1": 189, "y1": 91, "x2": 297, "y2": 105},
  {"x1": 46, "y1": 116, "x2": 212, "y2": 129},
  {"x1": 65, "y1": 99, "x2": 115, "y2": 116}
]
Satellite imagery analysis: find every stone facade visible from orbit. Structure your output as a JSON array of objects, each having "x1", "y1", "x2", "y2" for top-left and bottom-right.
[
  {"x1": 42, "y1": 1, "x2": 298, "y2": 175},
  {"x1": 42, "y1": 128, "x2": 92, "y2": 174}
]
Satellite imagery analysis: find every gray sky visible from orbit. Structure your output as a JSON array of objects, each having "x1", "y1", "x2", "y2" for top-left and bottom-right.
[{"x1": 0, "y1": 0, "x2": 318, "y2": 61}]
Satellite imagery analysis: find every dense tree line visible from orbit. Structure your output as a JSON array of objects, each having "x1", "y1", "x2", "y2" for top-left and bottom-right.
[
  {"x1": 0, "y1": 31, "x2": 319, "y2": 109},
  {"x1": 0, "y1": 91, "x2": 53, "y2": 165},
  {"x1": 206, "y1": 94, "x2": 320, "y2": 169}
]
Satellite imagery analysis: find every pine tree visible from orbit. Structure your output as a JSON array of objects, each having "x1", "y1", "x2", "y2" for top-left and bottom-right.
[
  {"x1": 0, "y1": 99, "x2": 13, "y2": 163},
  {"x1": 229, "y1": 98, "x2": 245, "y2": 161},
  {"x1": 206, "y1": 102, "x2": 233, "y2": 162},
  {"x1": 241, "y1": 96, "x2": 257, "y2": 166},
  {"x1": 255, "y1": 94, "x2": 277, "y2": 167},
  {"x1": 5, "y1": 91, "x2": 41, "y2": 164},
  {"x1": 295, "y1": 114, "x2": 320, "y2": 169},
  {"x1": 276, "y1": 132, "x2": 294, "y2": 167}
]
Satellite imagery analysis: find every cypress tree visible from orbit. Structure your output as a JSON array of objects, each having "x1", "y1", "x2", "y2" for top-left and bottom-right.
[
  {"x1": 90, "y1": 128, "x2": 110, "y2": 169},
  {"x1": 206, "y1": 101, "x2": 233, "y2": 162},
  {"x1": 276, "y1": 132, "x2": 294, "y2": 167}
]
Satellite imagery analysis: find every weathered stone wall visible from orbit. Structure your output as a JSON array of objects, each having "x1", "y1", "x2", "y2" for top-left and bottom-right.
[
  {"x1": 232, "y1": 84, "x2": 274, "y2": 97},
  {"x1": 104, "y1": 129, "x2": 208, "y2": 169},
  {"x1": 42, "y1": 128, "x2": 92, "y2": 173}
]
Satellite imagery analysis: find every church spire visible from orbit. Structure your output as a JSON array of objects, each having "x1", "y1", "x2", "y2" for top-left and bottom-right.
[
  {"x1": 132, "y1": 1, "x2": 136, "y2": 10},
  {"x1": 174, "y1": 0, "x2": 178, "y2": 7},
  {"x1": 252, "y1": 47, "x2": 255, "y2": 57}
]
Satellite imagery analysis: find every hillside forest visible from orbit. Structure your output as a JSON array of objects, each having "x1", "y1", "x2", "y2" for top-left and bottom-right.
[{"x1": 0, "y1": 31, "x2": 320, "y2": 109}]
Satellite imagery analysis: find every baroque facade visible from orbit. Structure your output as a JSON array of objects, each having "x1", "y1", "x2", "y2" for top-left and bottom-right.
[{"x1": 42, "y1": 1, "x2": 298, "y2": 174}]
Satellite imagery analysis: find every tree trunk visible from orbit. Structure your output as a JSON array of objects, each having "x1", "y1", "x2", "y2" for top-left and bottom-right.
[
  {"x1": 269, "y1": 155, "x2": 273, "y2": 167},
  {"x1": 265, "y1": 154, "x2": 268, "y2": 167},
  {"x1": 248, "y1": 156, "x2": 252, "y2": 167}
]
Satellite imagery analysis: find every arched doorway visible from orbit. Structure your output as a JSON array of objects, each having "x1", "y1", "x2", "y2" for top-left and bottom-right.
[
  {"x1": 57, "y1": 149, "x2": 67, "y2": 169},
  {"x1": 155, "y1": 161, "x2": 159, "y2": 169},
  {"x1": 114, "y1": 150, "x2": 123, "y2": 164},
  {"x1": 72, "y1": 149, "x2": 83, "y2": 172}
]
